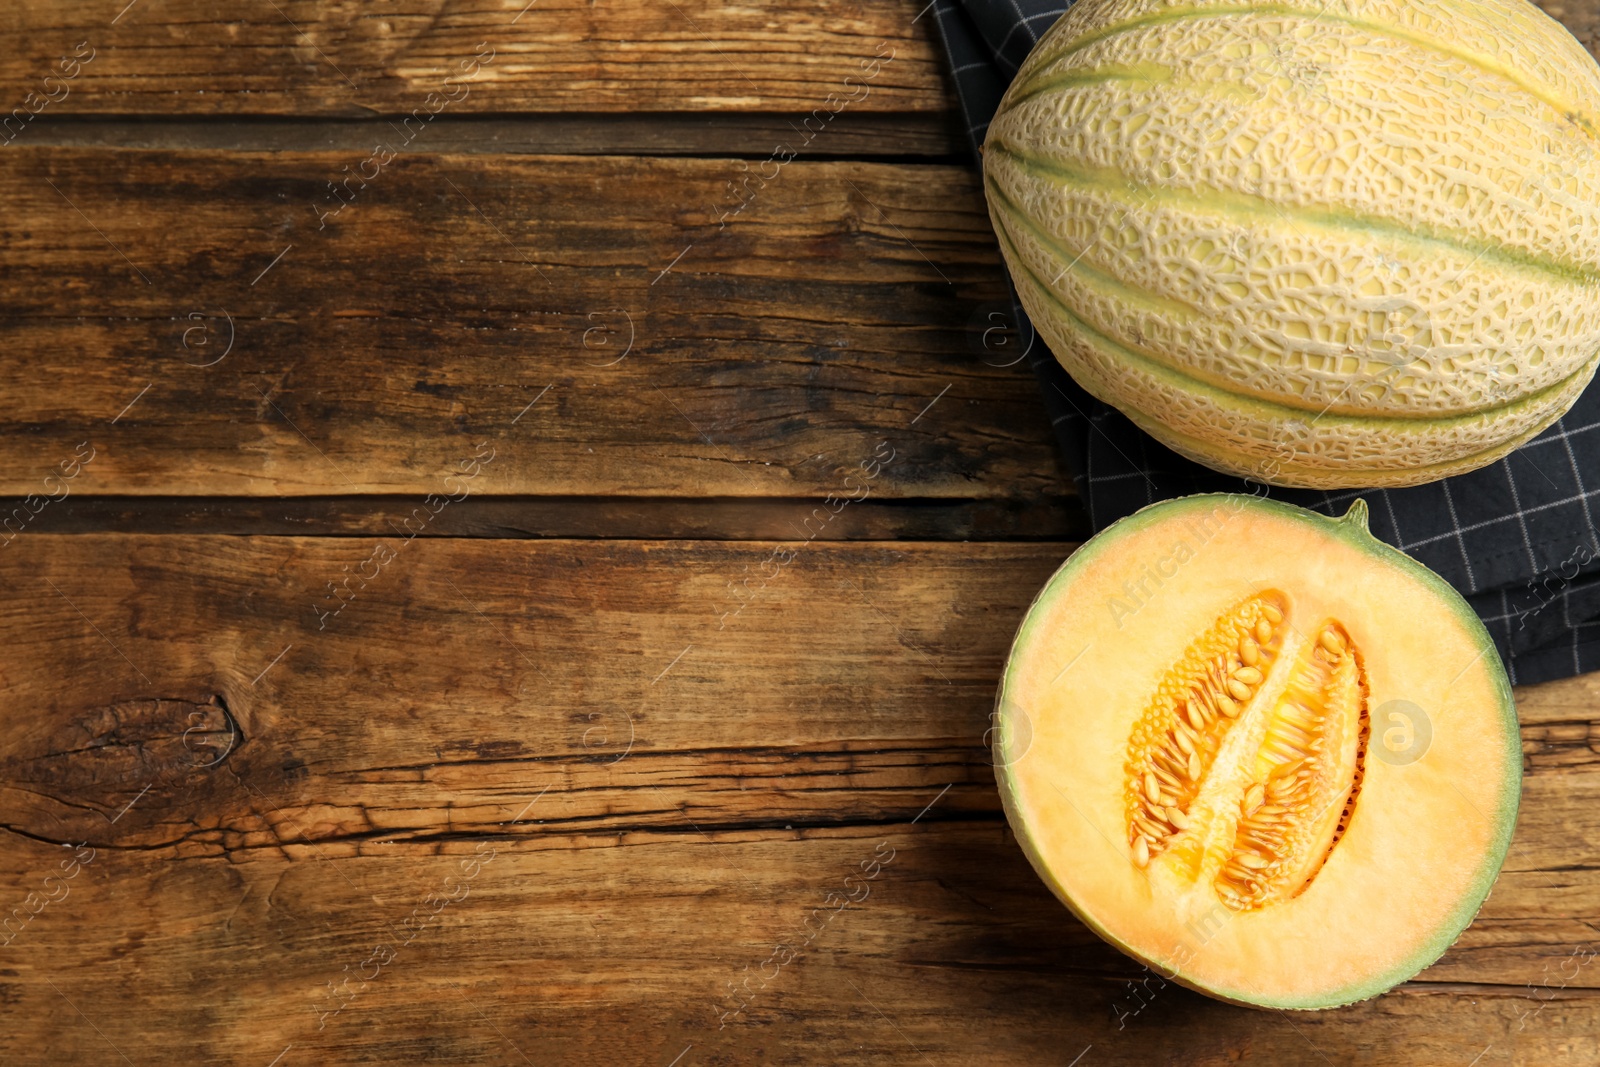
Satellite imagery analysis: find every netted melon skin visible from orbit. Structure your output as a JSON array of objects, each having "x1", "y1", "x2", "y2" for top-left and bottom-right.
[{"x1": 984, "y1": 0, "x2": 1600, "y2": 488}]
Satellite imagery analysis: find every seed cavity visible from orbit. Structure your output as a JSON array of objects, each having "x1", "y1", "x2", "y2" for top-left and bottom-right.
[
  {"x1": 1124, "y1": 593, "x2": 1369, "y2": 913},
  {"x1": 1123, "y1": 592, "x2": 1289, "y2": 869}
]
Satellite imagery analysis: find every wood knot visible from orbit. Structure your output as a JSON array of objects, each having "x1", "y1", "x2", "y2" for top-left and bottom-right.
[
  {"x1": 53, "y1": 696, "x2": 241, "y2": 780},
  {"x1": 0, "y1": 695, "x2": 242, "y2": 843}
]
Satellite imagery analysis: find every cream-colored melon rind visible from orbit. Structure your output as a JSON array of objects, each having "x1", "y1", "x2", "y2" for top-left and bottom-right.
[
  {"x1": 985, "y1": 0, "x2": 1600, "y2": 487},
  {"x1": 997, "y1": 217, "x2": 1599, "y2": 478}
]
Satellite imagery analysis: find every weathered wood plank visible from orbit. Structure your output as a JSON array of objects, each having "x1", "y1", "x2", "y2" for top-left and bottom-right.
[
  {"x1": 0, "y1": 0, "x2": 1590, "y2": 135},
  {"x1": 0, "y1": 532, "x2": 1596, "y2": 1032},
  {"x1": 0, "y1": 0, "x2": 948, "y2": 117},
  {"x1": 0, "y1": 536, "x2": 1054, "y2": 849},
  {"x1": 3, "y1": 823, "x2": 1597, "y2": 1066},
  {"x1": 0, "y1": 148, "x2": 1059, "y2": 501}
]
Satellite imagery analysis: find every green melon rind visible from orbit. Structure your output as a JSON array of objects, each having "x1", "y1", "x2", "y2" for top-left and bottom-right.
[{"x1": 992, "y1": 493, "x2": 1521, "y2": 1010}]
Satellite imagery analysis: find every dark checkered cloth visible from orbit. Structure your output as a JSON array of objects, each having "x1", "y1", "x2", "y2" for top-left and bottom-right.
[{"x1": 931, "y1": 0, "x2": 1600, "y2": 684}]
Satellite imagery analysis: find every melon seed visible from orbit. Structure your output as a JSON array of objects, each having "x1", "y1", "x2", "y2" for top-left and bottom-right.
[
  {"x1": 1237, "y1": 852, "x2": 1269, "y2": 869},
  {"x1": 1227, "y1": 678, "x2": 1252, "y2": 701},
  {"x1": 1234, "y1": 666, "x2": 1263, "y2": 685},
  {"x1": 1184, "y1": 702, "x2": 1206, "y2": 731},
  {"x1": 1240, "y1": 637, "x2": 1260, "y2": 666},
  {"x1": 1255, "y1": 619, "x2": 1273, "y2": 643},
  {"x1": 1166, "y1": 806, "x2": 1190, "y2": 829},
  {"x1": 1320, "y1": 629, "x2": 1345, "y2": 655},
  {"x1": 1144, "y1": 772, "x2": 1161, "y2": 803},
  {"x1": 1244, "y1": 783, "x2": 1265, "y2": 813},
  {"x1": 1216, "y1": 694, "x2": 1239, "y2": 717},
  {"x1": 1263, "y1": 604, "x2": 1284, "y2": 624},
  {"x1": 1133, "y1": 836, "x2": 1150, "y2": 868}
]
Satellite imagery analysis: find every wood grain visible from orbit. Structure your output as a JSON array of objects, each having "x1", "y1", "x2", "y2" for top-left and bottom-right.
[
  {"x1": 7, "y1": 0, "x2": 1600, "y2": 1061},
  {"x1": 0, "y1": 535, "x2": 1056, "y2": 852},
  {"x1": 0, "y1": 148, "x2": 1061, "y2": 501},
  {"x1": 0, "y1": 0, "x2": 949, "y2": 117},
  {"x1": 0, "y1": 0, "x2": 1589, "y2": 133},
  {"x1": 0, "y1": 534, "x2": 1595, "y2": 1065},
  {"x1": 5, "y1": 826, "x2": 1597, "y2": 1066}
]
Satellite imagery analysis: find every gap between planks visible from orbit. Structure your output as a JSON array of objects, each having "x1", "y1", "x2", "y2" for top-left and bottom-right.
[
  {"x1": 15, "y1": 113, "x2": 966, "y2": 160},
  {"x1": 8, "y1": 494, "x2": 1087, "y2": 541}
]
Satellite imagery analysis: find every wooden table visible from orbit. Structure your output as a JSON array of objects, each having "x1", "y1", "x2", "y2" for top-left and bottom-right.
[{"x1": 1, "y1": 2, "x2": 1597, "y2": 1063}]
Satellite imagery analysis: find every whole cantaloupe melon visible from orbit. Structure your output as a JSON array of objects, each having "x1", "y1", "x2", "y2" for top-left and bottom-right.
[{"x1": 983, "y1": 0, "x2": 1600, "y2": 488}]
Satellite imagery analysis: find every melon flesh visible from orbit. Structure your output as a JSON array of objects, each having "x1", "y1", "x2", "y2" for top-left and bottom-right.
[
  {"x1": 993, "y1": 495, "x2": 1520, "y2": 1008},
  {"x1": 984, "y1": 0, "x2": 1600, "y2": 487}
]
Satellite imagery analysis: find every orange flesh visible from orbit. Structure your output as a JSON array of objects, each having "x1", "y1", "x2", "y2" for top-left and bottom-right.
[{"x1": 995, "y1": 496, "x2": 1519, "y2": 1008}]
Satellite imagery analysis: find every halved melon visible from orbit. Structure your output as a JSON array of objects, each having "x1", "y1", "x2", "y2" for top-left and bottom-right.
[{"x1": 993, "y1": 494, "x2": 1520, "y2": 1008}]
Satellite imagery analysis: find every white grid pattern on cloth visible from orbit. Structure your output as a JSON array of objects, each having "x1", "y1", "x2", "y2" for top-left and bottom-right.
[
  {"x1": 1557, "y1": 416, "x2": 1600, "y2": 535},
  {"x1": 993, "y1": 6, "x2": 1069, "y2": 69},
  {"x1": 1439, "y1": 479, "x2": 1479, "y2": 591}
]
